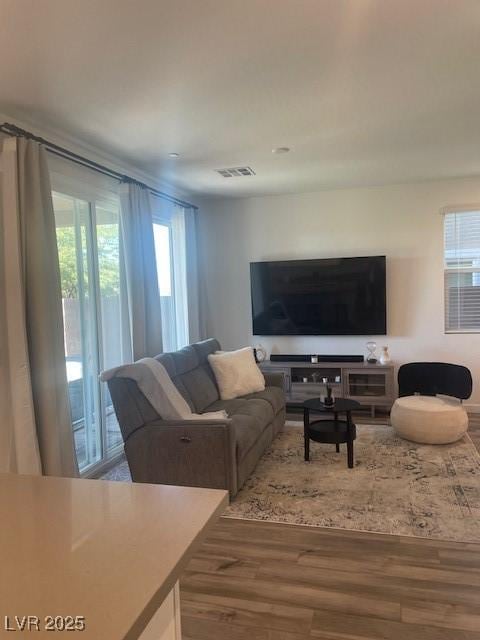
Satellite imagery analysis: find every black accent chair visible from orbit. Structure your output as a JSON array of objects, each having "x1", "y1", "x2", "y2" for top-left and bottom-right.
[{"x1": 398, "y1": 362, "x2": 472, "y2": 400}]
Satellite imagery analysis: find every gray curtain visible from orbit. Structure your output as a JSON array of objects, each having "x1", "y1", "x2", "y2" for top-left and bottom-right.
[
  {"x1": 184, "y1": 207, "x2": 207, "y2": 343},
  {"x1": 120, "y1": 182, "x2": 163, "y2": 359},
  {"x1": 0, "y1": 136, "x2": 78, "y2": 477}
]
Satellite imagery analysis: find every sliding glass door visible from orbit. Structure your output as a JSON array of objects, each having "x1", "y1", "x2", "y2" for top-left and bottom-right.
[
  {"x1": 152, "y1": 204, "x2": 189, "y2": 353},
  {"x1": 53, "y1": 191, "x2": 131, "y2": 472},
  {"x1": 153, "y1": 220, "x2": 177, "y2": 352}
]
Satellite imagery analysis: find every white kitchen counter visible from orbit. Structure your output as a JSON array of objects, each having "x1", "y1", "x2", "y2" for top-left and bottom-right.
[{"x1": 0, "y1": 473, "x2": 228, "y2": 638}]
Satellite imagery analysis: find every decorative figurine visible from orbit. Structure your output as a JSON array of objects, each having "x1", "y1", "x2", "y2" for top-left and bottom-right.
[{"x1": 322, "y1": 377, "x2": 334, "y2": 406}]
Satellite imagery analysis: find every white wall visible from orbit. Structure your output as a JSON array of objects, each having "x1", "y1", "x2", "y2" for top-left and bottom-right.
[{"x1": 198, "y1": 177, "x2": 480, "y2": 408}]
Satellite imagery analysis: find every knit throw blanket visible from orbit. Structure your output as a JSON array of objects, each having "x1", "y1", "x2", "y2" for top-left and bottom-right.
[{"x1": 100, "y1": 358, "x2": 228, "y2": 422}]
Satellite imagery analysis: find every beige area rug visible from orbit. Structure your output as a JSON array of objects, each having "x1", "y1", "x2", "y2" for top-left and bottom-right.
[{"x1": 225, "y1": 422, "x2": 480, "y2": 543}]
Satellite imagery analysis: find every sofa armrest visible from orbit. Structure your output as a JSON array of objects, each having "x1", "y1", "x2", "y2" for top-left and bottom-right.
[
  {"x1": 263, "y1": 371, "x2": 285, "y2": 390},
  {"x1": 123, "y1": 418, "x2": 237, "y2": 496}
]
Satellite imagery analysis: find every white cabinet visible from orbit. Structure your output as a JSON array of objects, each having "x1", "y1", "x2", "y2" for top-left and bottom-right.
[{"x1": 139, "y1": 582, "x2": 181, "y2": 640}]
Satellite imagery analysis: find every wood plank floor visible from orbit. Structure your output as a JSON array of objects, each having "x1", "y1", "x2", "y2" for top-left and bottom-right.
[{"x1": 181, "y1": 412, "x2": 480, "y2": 640}]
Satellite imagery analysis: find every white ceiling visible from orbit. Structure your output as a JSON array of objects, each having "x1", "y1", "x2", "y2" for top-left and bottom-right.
[{"x1": 1, "y1": 0, "x2": 480, "y2": 198}]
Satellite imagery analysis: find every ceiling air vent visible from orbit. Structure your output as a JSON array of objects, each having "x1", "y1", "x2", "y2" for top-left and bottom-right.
[{"x1": 216, "y1": 166, "x2": 256, "y2": 178}]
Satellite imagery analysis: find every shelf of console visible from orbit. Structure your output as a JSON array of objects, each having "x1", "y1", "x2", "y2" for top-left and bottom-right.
[{"x1": 260, "y1": 360, "x2": 395, "y2": 417}]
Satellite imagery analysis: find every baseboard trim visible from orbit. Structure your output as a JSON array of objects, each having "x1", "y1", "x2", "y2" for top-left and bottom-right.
[
  {"x1": 466, "y1": 403, "x2": 480, "y2": 414},
  {"x1": 289, "y1": 403, "x2": 480, "y2": 414}
]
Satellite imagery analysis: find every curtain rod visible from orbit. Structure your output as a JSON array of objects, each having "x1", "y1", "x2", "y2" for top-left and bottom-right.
[{"x1": 0, "y1": 122, "x2": 197, "y2": 210}]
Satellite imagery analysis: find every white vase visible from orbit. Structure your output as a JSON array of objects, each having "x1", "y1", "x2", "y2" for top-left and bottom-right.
[{"x1": 379, "y1": 346, "x2": 391, "y2": 364}]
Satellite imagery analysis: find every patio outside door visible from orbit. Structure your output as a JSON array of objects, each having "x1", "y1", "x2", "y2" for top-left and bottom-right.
[{"x1": 53, "y1": 191, "x2": 131, "y2": 473}]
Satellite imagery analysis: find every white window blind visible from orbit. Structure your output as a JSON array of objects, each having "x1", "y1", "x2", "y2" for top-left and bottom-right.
[{"x1": 444, "y1": 209, "x2": 480, "y2": 332}]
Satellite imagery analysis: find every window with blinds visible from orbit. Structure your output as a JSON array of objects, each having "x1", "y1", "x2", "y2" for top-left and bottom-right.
[{"x1": 444, "y1": 209, "x2": 480, "y2": 332}]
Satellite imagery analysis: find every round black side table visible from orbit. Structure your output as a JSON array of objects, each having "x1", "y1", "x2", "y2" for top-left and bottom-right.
[{"x1": 303, "y1": 398, "x2": 361, "y2": 469}]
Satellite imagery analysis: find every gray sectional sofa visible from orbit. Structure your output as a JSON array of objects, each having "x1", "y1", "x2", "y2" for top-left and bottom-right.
[{"x1": 107, "y1": 339, "x2": 286, "y2": 497}]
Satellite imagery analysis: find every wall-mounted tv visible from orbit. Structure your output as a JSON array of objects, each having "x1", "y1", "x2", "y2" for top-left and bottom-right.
[{"x1": 250, "y1": 256, "x2": 386, "y2": 336}]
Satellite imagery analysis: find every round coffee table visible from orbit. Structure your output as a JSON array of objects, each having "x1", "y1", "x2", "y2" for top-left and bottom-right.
[{"x1": 303, "y1": 398, "x2": 361, "y2": 469}]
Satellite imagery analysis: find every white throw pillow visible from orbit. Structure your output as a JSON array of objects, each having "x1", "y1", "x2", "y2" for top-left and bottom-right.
[{"x1": 208, "y1": 347, "x2": 265, "y2": 400}]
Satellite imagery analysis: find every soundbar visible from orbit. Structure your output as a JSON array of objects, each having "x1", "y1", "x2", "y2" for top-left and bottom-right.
[{"x1": 270, "y1": 354, "x2": 364, "y2": 363}]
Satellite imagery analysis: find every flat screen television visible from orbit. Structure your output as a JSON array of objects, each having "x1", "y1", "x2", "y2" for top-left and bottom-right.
[{"x1": 250, "y1": 256, "x2": 386, "y2": 336}]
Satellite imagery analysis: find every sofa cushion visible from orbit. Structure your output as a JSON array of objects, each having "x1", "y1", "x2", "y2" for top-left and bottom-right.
[
  {"x1": 198, "y1": 360, "x2": 220, "y2": 390},
  {"x1": 165, "y1": 343, "x2": 220, "y2": 413},
  {"x1": 206, "y1": 397, "x2": 274, "y2": 424},
  {"x1": 180, "y1": 367, "x2": 220, "y2": 413},
  {"x1": 156, "y1": 352, "x2": 195, "y2": 411},
  {"x1": 206, "y1": 397, "x2": 274, "y2": 461},
  {"x1": 241, "y1": 387, "x2": 285, "y2": 415},
  {"x1": 206, "y1": 398, "x2": 251, "y2": 415},
  {"x1": 235, "y1": 398, "x2": 274, "y2": 424},
  {"x1": 156, "y1": 353, "x2": 176, "y2": 377},
  {"x1": 229, "y1": 413, "x2": 266, "y2": 461},
  {"x1": 172, "y1": 379, "x2": 196, "y2": 412},
  {"x1": 193, "y1": 338, "x2": 221, "y2": 363},
  {"x1": 170, "y1": 345, "x2": 199, "y2": 374}
]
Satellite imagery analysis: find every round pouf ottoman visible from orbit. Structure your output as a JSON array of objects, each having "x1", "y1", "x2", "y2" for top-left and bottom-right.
[{"x1": 391, "y1": 395, "x2": 468, "y2": 444}]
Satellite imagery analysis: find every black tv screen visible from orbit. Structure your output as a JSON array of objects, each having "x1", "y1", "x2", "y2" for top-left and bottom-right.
[{"x1": 250, "y1": 256, "x2": 386, "y2": 336}]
